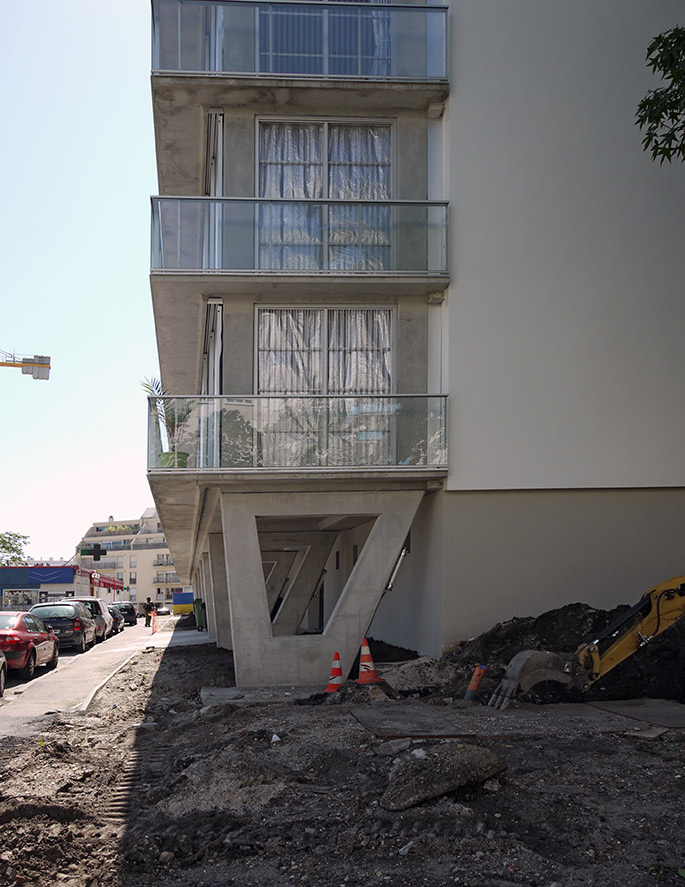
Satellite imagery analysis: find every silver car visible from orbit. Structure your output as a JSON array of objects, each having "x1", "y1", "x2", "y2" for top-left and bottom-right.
[{"x1": 68, "y1": 597, "x2": 114, "y2": 642}]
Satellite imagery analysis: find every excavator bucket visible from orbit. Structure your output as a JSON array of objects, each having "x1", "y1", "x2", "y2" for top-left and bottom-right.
[{"x1": 488, "y1": 650, "x2": 577, "y2": 710}]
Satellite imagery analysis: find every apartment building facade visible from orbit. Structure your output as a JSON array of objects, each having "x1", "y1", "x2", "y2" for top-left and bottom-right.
[
  {"x1": 76, "y1": 508, "x2": 182, "y2": 610},
  {"x1": 147, "y1": 0, "x2": 685, "y2": 685}
]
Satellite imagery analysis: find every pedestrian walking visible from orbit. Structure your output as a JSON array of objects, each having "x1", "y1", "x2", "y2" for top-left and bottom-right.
[{"x1": 143, "y1": 597, "x2": 155, "y2": 627}]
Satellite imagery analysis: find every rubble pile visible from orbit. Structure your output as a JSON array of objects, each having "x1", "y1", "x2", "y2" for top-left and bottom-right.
[
  {"x1": 0, "y1": 601, "x2": 684, "y2": 887},
  {"x1": 380, "y1": 603, "x2": 685, "y2": 705}
]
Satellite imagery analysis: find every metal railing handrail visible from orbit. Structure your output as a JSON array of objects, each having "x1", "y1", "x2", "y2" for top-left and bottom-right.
[
  {"x1": 156, "y1": 0, "x2": 449, "y2": 12},
  {"x1": 151, "y1": 196, "x2": 448, "y2": 207},
  {"x1": 147, "y1": 393, "x2": 447, "y2": 401}
]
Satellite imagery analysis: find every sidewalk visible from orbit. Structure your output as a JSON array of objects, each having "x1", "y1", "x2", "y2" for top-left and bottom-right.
[{"x1": 0, "y1": 616, "x2": 213, "y2": 737}]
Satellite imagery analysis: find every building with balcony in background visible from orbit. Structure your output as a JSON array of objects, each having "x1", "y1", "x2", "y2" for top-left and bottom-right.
[
  {"x1": 147, "y1": 0, "x2": 685, "y2": 686},
  {"x1": 76, "y1": 508, "x2": 186, "y2": 612}
]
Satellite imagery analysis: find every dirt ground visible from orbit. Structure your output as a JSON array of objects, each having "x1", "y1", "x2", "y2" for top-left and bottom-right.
[{"x1": 1, "y1": 605, "x2": 684, "y2": 887}]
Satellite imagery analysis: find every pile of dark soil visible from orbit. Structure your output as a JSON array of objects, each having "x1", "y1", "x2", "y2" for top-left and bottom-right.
[
  {"x1": 445, "y1": 602, "x2": 685, "y2": 705},
  {"x1": 1, "y1": 602, "x2": 684, "y2": 887}
]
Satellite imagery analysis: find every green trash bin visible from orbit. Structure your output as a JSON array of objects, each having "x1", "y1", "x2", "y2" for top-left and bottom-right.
[{"x1": 193, "y1": 598, "x2": 204, "y2": 631}]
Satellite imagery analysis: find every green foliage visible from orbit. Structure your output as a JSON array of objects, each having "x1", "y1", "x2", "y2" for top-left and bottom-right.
[
  {"x1": 0, "y1": 531, "x2": 29, "y2": 566},
  {"x1": 636, "y1": 26, "x2": 685, "y2": 164},
  {"x1": 221, "y1": 408, "x2": 254, "y2": 467},
  {"x1": 142, "y1": 376, "x2": 192, "y2": 451}
]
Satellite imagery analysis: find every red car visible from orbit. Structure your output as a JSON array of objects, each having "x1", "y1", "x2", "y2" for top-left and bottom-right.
[{"x1": 0, "y1": 611, "x2": 59, "y2": 680}]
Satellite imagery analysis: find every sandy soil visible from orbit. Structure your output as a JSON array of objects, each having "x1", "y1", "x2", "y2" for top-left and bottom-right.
[{"x1": 0, "y1": 607, "x2": 684, "y2": 887}]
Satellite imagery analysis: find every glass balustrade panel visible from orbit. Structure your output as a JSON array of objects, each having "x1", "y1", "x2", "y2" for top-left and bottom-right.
[{"x1": 148, "y1": 395, "x2": 446, "y2": 469}]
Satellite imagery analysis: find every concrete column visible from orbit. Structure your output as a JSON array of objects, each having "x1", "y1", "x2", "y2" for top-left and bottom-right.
[
  {"x1": 208, "y1": 532, "x2": 232, "y2": 649},
  {"x1": 271, "y1": 533, "x2": 336, "y2": 635},
  {"x1": 200, "y1": 552, "x2": 216, "y2": 640},
  {"x1": 220, "y1": 489, "x2": 424, "y2": 687}
]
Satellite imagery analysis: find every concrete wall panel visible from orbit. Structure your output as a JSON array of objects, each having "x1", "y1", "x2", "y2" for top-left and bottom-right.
[
  {"x1": 447, "y1": 0, "x2": 685, "y2": 490},
  {"x1": 439, "y1": 487, "x2": 685, "y2": 645}
]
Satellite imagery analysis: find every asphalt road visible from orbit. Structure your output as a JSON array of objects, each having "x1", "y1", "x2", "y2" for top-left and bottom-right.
[{"x1": 0, "y1": 615, "x2": 211, "y2": 737}]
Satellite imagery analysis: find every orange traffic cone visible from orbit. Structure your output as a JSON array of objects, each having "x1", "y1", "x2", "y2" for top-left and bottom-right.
[
  {"x1": 325, "y1": 652, "x2": 343, "y2": 692},
  {"x1": 151, "y1": 609, "x2": 159, "y2": 634},
  {"x1": 355, "y1": 638, "x2": 382, "y2": 684}
]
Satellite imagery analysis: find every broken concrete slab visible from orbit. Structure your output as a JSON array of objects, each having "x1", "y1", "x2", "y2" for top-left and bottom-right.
[
  {"x1": 351, "y1": 699, "x2": 683, "y2": 739},
  {"x1": 587, "y1": 698, "x2": 685, "y2": 728},
  {"x1": 199, "y1": 686, "x2": 320, "y2": 707},
  {"x1": 380, "y1": 741, "x2": 506, "y2": 810},
  {"x1": 381, "y1": 656, "x2": 447, "y2": 692}
]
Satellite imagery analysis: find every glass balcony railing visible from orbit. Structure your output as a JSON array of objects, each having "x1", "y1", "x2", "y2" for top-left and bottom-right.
[
  {"x1": 151, "y1": 197, "x2": 448, "y2": 274},
  {"x1": 147, "y1": 395, "x2": 447, "y2": 470},
  {"x1": 80, "y1": 558, "x2": 118, "y2": 570},
  {"x1": 152, "y1": 0, "x2": 448, "y2": 81}
]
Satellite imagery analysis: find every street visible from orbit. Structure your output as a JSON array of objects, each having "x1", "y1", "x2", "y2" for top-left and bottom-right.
[{"x1": 0, "y1": 614, "x2": 208, "y2": 737}]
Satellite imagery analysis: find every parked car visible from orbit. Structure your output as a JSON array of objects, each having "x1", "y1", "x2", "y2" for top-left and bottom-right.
[
  {"x1": 69, "y1": 597, "x2": 114, "y2": 642},
  {"x1": 107, "y1": 605, "x2": 125, "y2": 634},
  {"x1": 115, "y1": 601, "x2": 138, "y2": 626},
  {"x1": 0, "y1": 611, "x2": 60, "y2": 680},
  {"x1": 29, "y1": 602, "x2": 97, "y2": 653},
  {"x1": 0, "y1": 649, "x2": 7, "y2": 696},
  {"x1": 156, "y1": 606, "x2": 171, "y2": 616}
]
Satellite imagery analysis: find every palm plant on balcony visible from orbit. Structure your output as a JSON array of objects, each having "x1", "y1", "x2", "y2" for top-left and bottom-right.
[{"x1": 143, "y1": 377, "x2": 193, "y2": 468}]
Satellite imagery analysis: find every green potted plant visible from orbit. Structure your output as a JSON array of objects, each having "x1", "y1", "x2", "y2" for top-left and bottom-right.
[{"x1": 142, "y1": 377, "x2": 193, "y2": 468}]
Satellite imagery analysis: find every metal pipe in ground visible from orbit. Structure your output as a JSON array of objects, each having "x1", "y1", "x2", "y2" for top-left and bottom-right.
[{"x1": 464, "y1": 664, "x2": 487, "y2": 701}]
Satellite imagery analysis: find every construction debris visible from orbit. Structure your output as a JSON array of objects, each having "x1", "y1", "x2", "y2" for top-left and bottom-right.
[
  {"x1": 1, "y1": 603, "x2": 684, "y2": 887},
  {"x1": 380, "y1": 742, "x2": 506, "y2": 810}
]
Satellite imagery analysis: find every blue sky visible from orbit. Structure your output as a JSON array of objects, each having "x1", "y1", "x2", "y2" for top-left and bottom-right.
[{"x1": 0, "y1": 1, "x2": 159, "y2": 559}]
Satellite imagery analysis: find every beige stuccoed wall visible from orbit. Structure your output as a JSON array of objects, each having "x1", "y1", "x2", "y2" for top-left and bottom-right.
[
  {"x1": 370, "y1": 487, "x2": 685, "y2": 657},
  {"x1": 370, "y1": 490, "x2": 685, "y2": 656},
  {"x1": 446, "y1": 0, "x2": 685, "y2": 491},
  {"x1": 438, "y1": 488, "x2": 685, "y2": 648}
]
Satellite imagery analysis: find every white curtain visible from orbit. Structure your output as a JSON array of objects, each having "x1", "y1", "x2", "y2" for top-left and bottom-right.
[
  {"x1": 258, "y1": 308, "x2": 323, "y2": 394},
  {"x1": 259, "y1": 122, "x2": 391, "y2": 270},
  {"x1": 257, "y1": 308, "x2": 393, "y2": 466}
]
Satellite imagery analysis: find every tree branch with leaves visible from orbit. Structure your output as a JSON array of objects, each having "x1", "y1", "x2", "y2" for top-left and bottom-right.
[
  {"x1": 636, "y1": 25, "x2": 685, "y2": 164},
  {"x1": 0, "y1": 531, "x2": 29, "y2": 567}
]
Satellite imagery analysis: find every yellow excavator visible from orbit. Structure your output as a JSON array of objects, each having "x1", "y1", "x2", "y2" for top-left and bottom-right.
[{"x1": 488, "y1": 575, "x2": 685, "y2": 709}]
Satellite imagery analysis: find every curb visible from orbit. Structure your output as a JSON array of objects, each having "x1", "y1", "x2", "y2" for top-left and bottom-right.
[{"x1": 72, "y1": 651, "x2": 140, "y2": 713}]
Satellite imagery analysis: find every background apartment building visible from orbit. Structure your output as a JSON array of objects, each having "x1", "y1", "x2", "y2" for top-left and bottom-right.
[
  {"x1": 76, "y1": 508, "x2": 182, "y2": 610},
  {"x1": 146, "y1": 0, "x2": 685, "y2": 685}
]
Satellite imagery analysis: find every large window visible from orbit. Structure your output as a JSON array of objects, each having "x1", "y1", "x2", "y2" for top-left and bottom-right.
[
  {"x1": 258, "y1": 120, "x2": 392, "y2": 270},
  {"x1": 257, "y1": 307, "x2": 392, "y2": 395},
  {"x1": 257, "y1": 307, "x2": 394, "y2": 465}
]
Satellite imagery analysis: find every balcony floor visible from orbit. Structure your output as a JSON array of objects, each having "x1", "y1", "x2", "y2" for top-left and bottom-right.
[{"x1": 147, "y1": 468, "x2": 445, "y2": 584}]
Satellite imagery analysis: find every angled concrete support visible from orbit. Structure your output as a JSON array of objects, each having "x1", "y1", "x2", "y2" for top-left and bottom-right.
[
  {"x1": 220, "y1": 489, "x2": 424, "y2": 686},
  {"x1": 200, "y1": 551, "x2": 216, "y2": 640},
  {"x1": 264, "y1": 532, "x2": 337, "y2": 635}
]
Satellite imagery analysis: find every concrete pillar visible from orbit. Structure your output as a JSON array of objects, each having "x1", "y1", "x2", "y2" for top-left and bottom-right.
[
  {"x1": 208, "y1": 532, "x2": 232, "y2": 649},
  {"x1": 200, "y1": 552, "x2": 216, "y2": 640},
  {"x1": 220, "y1": 489, "x2": 424, "y2": 687},
  {"x1": 261, "y1": 548, "x2": 298, "y2": 613},
  {"x1": 271, "y1": 533, "x2": 336, "y2": 635}
]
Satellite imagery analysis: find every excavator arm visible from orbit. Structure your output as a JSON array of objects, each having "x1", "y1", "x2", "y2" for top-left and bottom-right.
[{"x1": 489, "y1": 575, "x2": 685, "y2": 709}]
